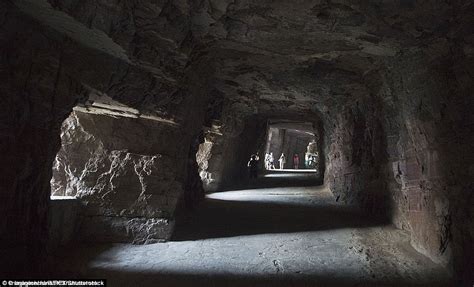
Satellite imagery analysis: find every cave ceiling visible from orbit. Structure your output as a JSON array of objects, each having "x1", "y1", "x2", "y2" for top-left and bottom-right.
[{"x1": 12, "y1": 0, "x2": 458, "y2": 124}]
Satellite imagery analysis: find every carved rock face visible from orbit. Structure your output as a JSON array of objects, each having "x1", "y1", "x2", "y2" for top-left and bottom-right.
[{"x1": 51, "y1": 111, "x2": 183, "y2": 242}]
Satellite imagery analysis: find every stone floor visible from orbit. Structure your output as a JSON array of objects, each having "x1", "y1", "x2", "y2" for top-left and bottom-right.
[
  {"x1": 226, "y1": 170, "x2": 323, "y2": 190},
  {"x1": 53, "y1": 185, "x2": 452, "y2": 287}
]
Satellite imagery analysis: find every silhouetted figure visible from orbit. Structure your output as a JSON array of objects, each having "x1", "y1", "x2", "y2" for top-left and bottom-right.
[
  {"x1": 293, "y1": 153, "x2": 300, "y2": 169},
  {"x1": 278, "y1": 153, "x2": 286, "y2": 170},
  {"x1": 247, "y1": 154, "x2": 259, "y2": 179}
]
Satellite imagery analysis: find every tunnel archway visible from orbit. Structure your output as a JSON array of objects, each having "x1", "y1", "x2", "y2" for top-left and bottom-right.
[
  {"x1": 264, "y1": 120, "x2": 321, "y2": 172},
  {"x1": 196, "y1": 110, "x2": 326, "y2": 192}
]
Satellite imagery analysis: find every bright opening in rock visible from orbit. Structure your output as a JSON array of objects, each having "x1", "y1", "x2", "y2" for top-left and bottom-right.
[{"x1": 264, "y1": 120, "x2": 321, "y2": 174}]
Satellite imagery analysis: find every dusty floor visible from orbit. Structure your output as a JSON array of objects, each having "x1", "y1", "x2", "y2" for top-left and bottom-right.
[{"x1": 53, "y1": 183, "x2": 452, "y2": 287}]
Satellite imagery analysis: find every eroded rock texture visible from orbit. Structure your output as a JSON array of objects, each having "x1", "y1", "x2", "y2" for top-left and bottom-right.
[
  {"x1": 324, "y1": 97, "x2": 387, "y2": 216},
  {"x1": 52, "y1": 111, "x2": 181, "y2": 243},
  {"x1": 1, "y1": 0, "x2": 473, "y2": 283},
  {"x1": 380, "y1": 49, "x2": 474, "y2": 278}
]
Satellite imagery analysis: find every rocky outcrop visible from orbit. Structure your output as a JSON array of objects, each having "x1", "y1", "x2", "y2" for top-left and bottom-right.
[{"x1": 51, "y1": 111, "x2": 184, "y2": 243}]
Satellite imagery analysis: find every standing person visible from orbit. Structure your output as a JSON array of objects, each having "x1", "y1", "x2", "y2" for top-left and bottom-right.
[
  {"x1": 247, "y1": 154, "x2": 259, "y2": 179},
  {"x1": 269, "y1": 152, "x2": 275, "y2": 169},
  {"x1": 279, "y1": 153, "x2": 286, "y2": 170},
  {"x1": 293, "y1": 153, "x2": 300, "y2": 169},
  {"x1": 264, "y1": 153, "x2": 270, "y2": 169}
]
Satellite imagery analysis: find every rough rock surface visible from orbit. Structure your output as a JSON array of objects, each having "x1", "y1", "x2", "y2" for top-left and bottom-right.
[
  {"x1": 0, "y1": 0, "x2": 472, "y2": 283},
  {"x1": 378, "y1": 49, "x2": 474, "y2": 277},
  {"x1": 51, "y1": 111, "x2": 183, "y2": 243},
  {"x1": 48, "y1": 197, "x2": 80, "y2": 246},
  {"x1": 324, "y1": 98, "x2": 387, "y2": 215}
]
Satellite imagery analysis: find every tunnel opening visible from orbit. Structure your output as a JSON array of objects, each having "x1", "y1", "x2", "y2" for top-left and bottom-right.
[
  {"x1": 194, "y1": 114, "x2": 325, "y2": 192},
  {"x1": 264, "y1": 120, "x2": 321, "y2": 174}
]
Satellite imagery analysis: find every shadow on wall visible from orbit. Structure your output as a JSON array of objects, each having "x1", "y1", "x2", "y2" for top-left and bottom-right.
[
  {"x1": 182, "y1": 131, "x2": 206, "y2": 209},
  {"x1": 379, "y1": 51, "x2": 474, "y2": 285},
  {"x1": 323, "y1": 100, "x2": 393, "y2": 221}
]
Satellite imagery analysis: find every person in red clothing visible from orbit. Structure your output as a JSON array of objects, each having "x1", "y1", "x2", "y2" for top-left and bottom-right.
[{"x1": 293, "y1": 153, "x2": 300, "y2": 169}]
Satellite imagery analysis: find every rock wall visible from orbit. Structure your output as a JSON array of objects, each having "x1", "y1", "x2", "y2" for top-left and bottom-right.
[
  {"x1": 0, "y1": 1, "x2": 88, "y2": 275},
  {"x1": 196, "y1": 125, "x2": 224, "y2": 192},
  {"x1": 198, "y1": 117, "x2": 266, "y2": 191},
  {"x1": 377, "y1": 43, "x2": 474, "y2": 282},
  {"x1": 0, "y1": 0, "x2": 208, "y2": 272},
  {"x1": 323, "y1": 36, "x2": 474, "y2": 283},
  {"x1": 52, "y1": 110, "x2": 186, "y2": 243},
  {"x1": 48, "y1": 197, "x2": 81, "y2": 246},
  {"x1": 183, "y1": 132, "x2": 205, "y2": 209},
  {"x1": 324, "y1": 96, "x2": 389, "y2": 218}
]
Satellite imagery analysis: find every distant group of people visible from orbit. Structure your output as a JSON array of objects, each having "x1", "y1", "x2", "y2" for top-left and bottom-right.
[
  {"x1": 247, "y1": 140, "x2": 319, "y2": 179},
  {"x1": 264, "y1": 152, "x2": 275, "y2": 169},
  {"x1": 263, "y1": 152, "x2": 300, "y2": 170},
  {"x1": 247, "y1": 152, "x2": 303, "y2": 179}
]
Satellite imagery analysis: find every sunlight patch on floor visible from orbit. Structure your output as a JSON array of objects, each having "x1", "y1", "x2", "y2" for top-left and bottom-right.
[
  {"x1": 206, "y1": 186, "x2": 331, "y2": 201},
  {"x1": 263, "y1": 169, "x2": 317, "y2": 178}
]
